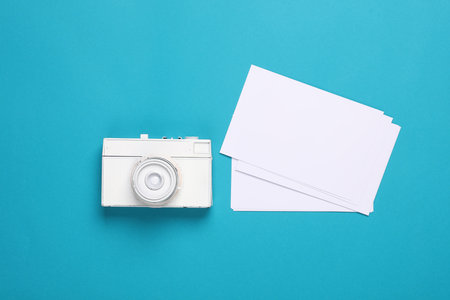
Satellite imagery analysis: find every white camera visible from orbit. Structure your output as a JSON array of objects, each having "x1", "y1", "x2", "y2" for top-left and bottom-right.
[{"x1": 101, "y1": 134, "x2": 212, "y2": 208}]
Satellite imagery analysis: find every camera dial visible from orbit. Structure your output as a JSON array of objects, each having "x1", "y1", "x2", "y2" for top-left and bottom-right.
[{"x1": 132, "y1": 157, "x2": 178, "y2": 203}]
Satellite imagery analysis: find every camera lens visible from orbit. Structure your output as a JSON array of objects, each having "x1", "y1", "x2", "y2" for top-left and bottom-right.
[
  {"x1": 131, "y1": 157, "x2": 178, "y2": 203},
  {"x1": 145, "y1": 172, "x2": 164, "y2": 190}
]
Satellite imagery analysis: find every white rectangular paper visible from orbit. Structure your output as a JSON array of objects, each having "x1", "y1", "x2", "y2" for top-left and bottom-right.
[{"x1": 221, "y1": 65, "x2": 400, "y2": 213}]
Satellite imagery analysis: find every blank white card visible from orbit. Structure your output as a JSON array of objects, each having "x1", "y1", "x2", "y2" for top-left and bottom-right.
[{"x1": 221, "y1": 65, "x2": 400, "y2": 214}]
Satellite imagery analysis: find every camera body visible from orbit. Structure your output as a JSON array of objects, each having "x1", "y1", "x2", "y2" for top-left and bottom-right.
[{"x1": 101, "y1": 134, "x2": 212, "y2": 208}]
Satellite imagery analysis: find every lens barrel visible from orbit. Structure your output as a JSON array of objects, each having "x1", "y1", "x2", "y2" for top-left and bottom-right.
[{"x1": 131, "y1": 157, "x2": 178, "y2": 203}]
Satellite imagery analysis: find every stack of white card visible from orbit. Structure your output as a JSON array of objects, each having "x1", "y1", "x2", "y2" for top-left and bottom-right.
[{"x1": 221, "y1": 65, "x2": 401, "y2": 215}]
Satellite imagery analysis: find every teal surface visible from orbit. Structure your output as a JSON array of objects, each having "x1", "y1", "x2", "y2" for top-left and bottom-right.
[{"x1": 1, "y1": 1, "x2": 449, "y2": 299}]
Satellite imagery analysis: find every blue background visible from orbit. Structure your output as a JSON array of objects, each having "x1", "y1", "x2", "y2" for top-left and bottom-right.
[{"x1": 1, "y1": 0, "x2": 449, "y2": 299}]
